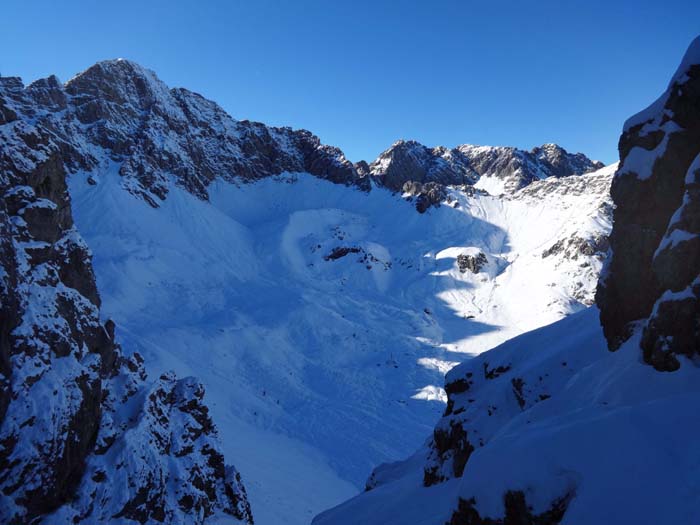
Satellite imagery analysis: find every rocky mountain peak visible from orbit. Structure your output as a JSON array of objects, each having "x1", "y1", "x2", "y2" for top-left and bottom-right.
[
  {"x1": 65, "y1": 58, "x2": 168, "y2": 109},
  {"x1": 369, "y1": 139, "x2": 602, "y2": 194},
  {"x1": 0, "y1": 59, "x2": 368, "y2": 208}
]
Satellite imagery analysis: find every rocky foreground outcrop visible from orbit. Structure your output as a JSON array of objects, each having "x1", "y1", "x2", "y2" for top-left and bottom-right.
[
  {"x1": 0, "y1": 69, "x2": 252, "y2": 524},
  {"x1": 597, "y1": 36, "x2": 700, "y2": 370}
]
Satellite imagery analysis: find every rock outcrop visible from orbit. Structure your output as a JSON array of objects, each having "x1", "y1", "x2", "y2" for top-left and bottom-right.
[
  {"x1": 369, "y1": 139, "x2": 602, "y2": 194},
  {"x1": 0, "y1": 69, "x2": 252, "y2": 524},
  {"x1": 401, "y1": 180, "x2": 448, "y2": 213},
  {"x1": 457, "y1": 252, "x2": 488, "y2": 274},
  {"x1": 597, "y1": 36, "x2": 700, "y2": 370}
]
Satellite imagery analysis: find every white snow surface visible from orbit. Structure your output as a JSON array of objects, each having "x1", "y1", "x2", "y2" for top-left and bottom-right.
[
  {"x1": 68, "y1": 164, "x2": 613, "y2": 525},
  {"x1": 315, "y1": 307, "x2": 700, "y2": 525}
]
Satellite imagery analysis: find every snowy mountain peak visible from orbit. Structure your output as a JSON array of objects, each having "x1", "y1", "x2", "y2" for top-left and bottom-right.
[
  {"x1": 65, "y1": 58, "x2": 170, "y2": 111},
  {"x1": 0, "y1": 60, "x2": 368, "y2": 206},
  {"x1": 370, "y1": 139, "x2": 603, "y2": 194}
]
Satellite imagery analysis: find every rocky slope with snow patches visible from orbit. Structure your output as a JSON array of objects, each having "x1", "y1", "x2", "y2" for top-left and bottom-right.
[
  {"x1": 369, "y1": 139, "x2": 603, "y2": 194},
  {"x1": 597, "y1": 36, "x2": 700, "y2": 370},
  {"x1": 1, "y1": 59, "x2": 614, "y2": 525},
  {"x1": 0, "y1": 71, "x2": 252, "y2": 524},
  {"x1": 315, "y1": 37, "x2": 700, "y2": 525},
  {"x1": 3, "y1": 59, "x2": 368, "y2": 208}
]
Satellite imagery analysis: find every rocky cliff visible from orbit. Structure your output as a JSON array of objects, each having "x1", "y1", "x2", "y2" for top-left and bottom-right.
[
  {"x1": 597, "y1": 36, "x2": 700, "y2": 370},
  {"x1": 0, "y1": 68, "x2": 252, "y2": 524}
]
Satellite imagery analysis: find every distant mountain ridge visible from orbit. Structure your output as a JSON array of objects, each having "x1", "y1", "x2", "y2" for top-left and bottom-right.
[
  {"x1": 368, "y1": 139, "x2": 603, "y2": 194},
  {"x1": 2, "y1": 58, "x2": 601, "y2": 210}
]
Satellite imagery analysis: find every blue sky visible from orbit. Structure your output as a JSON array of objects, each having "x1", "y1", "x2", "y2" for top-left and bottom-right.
[{"x1": 2, "y1": 0, "x2": 699, "y2": 164}]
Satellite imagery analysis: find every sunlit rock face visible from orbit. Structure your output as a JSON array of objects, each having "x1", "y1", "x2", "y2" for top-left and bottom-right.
[{"x1": 369, "y1": 139, "x2": 602, "y2": 193}]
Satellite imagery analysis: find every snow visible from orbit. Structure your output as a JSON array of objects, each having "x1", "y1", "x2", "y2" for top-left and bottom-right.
[
  {"x1": 316, "y1": 307, "x2": 700, "y2": 525},
  {"x1": 472, "y1": 174, "x2": 507, "y2": 195},
  {"x1": 618, "y1": 121, "x2": 680, "y2": 180},
  {"x1": 68, "y1": 164, "x2": 612, "y2": 525},
  {"x1": 685, "y1": 152, "x2": 700, "y2": 184}
]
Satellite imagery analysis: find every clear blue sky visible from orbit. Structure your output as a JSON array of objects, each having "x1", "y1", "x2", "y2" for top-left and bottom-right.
[{"x1": 2, "y1": 1, "x2": 699, "y2": 164}]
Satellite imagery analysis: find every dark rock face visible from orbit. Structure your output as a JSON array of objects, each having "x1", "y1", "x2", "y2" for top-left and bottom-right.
[
  {"x1": 370, "y1": 141, "x2": 476, "y2": 191},
  {"x1": 58, "y1": 373, "x2": 254, "y2": 524},
  {"x1": 0, "y1": 107, "x2": 109, "y2": 522},
  {"x1": 448, "y1": 491, "x2": 573, "y2": 525},
  {"x1": 457, "y1": 252, "x2": 488, "y2": 274},
  {"x1": 423, "y1": 420, "x2": 474, "y2": 486},
  {"x1": 0, "y1": 68, "x2": 252, "y2": 524},
  {"x1": 597, "y1": 37, "x2": 700, "y2": 370},
  {"x1": 323, "y1": 245, "x2": 392, "y2": 271},
  {"x1": 401, "y1": 180, "x2": 447, "y2": 213},
  {"x1": 354, "y1": 160, "x2": 371, "y2": 178},
  {"x1": 370, "y1": 139, "x2": 602, "y2": 193},
  {"x1": 2, "y1": 59, "x2": 366, "y2": 210},
  {"x1": 324, "y1": 246, "x2": 363, "y2": 260},
  {"x1": 542, "y1": 234, "x2": 609, "y2": 260}
]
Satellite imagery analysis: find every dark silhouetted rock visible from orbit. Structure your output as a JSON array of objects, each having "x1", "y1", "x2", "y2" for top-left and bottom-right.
[
  {"x1": 457, "y1": 252, "x2": 488, "y2": 274},
  {"x1": 597, "y1": 36, "x2": 700, "y2": 370},
  {"x1": 401, "y1": 180, "x2": 447, "y2": 213}
]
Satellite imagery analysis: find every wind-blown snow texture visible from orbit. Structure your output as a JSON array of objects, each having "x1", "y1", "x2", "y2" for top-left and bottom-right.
[
  {"x1": 316, "y1": 37, "x2": 700, "y2": 525},
  {"x1": 2, "y1": 58, "x2": 613, "y2": 525}
]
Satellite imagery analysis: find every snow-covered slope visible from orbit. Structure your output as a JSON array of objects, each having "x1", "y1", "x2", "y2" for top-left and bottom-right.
[
  {"x1": 68, "y1": 163, "x2": 613, "y2": 524},
  {"x1": 315, "y1": 35, "x2": 700, "y2": 525},
  {"x1": 1, "y1": 58, "x2": 614, "y2": 525},
  {"x1": 314, "y1": 307, "x2": 700, "y2": 525}
]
